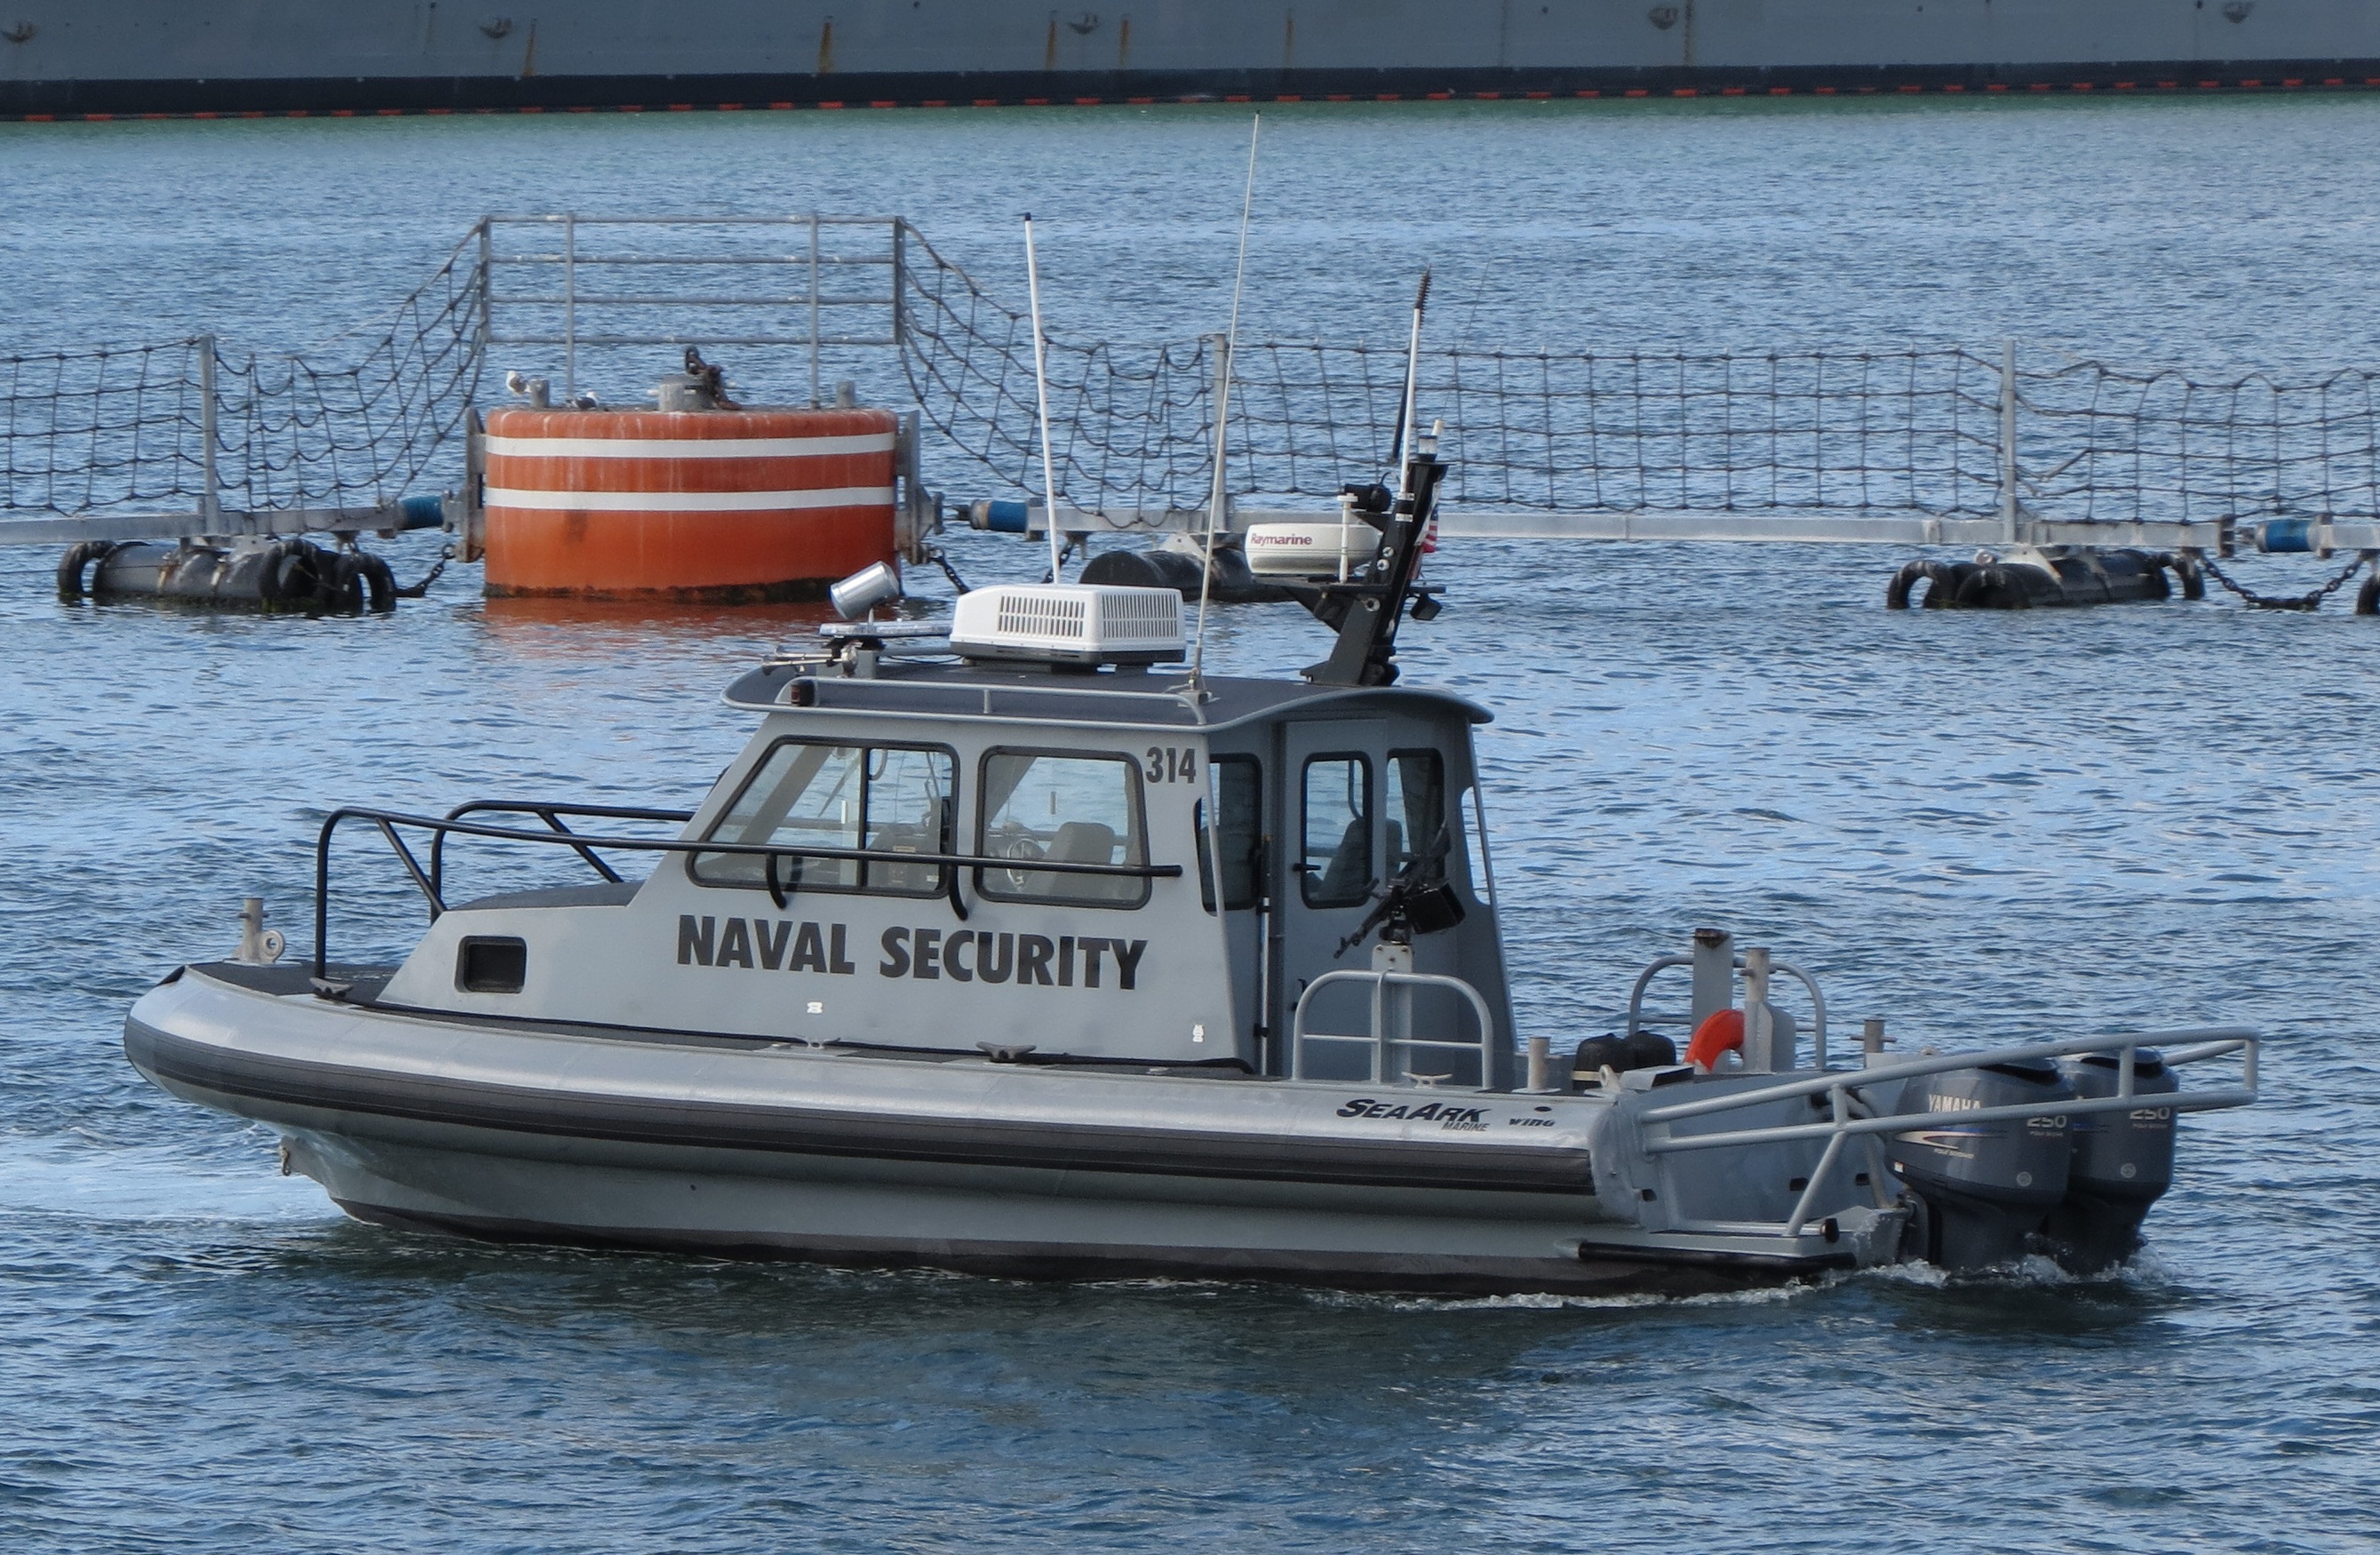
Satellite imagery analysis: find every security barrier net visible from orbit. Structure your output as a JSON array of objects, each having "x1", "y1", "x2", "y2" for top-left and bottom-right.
[
  {"x1": 7, "y1": 217, "x2": 2380, "y2": 529},
  {"x1": 2, "y1": 341, "x2": 212, "y2": 516},
  {"x1": 895, "y1": 224, "x2": 2380, "y2": 522},
  {"x1": 1, "y1": 237, "x2": 483, "y2": 518},
  {"x1": 895, "y1": 227, "x2": 2010, "y2": 515},
  {"x1": 2013, "y1": 359, "x2": 2380, "y2": 526}
]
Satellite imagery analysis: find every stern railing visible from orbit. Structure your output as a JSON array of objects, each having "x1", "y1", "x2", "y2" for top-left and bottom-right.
[{"x1": 1633, "y1": 1027, "x2": 2260, "y2": 1240}]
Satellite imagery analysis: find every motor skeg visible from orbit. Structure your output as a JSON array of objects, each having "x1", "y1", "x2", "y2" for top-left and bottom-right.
[
  {"x1": 2042, "y1": 1050, "x2": 2178, "y2": 1272},
  {"x1": 1887, "y1": 1059, "x2": 2076, "y2": 1268}
]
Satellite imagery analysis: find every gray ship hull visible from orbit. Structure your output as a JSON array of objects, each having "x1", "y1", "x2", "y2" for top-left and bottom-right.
[
  {"x1": 124, "y1": 961, "x2": 1867, "y2": 1296},
  {"x1": 6, "y1": 1, "x2": 2379, "y2": 117}
]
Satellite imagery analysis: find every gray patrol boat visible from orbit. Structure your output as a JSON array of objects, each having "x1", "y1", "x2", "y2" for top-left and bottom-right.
[{"x1": 124, "y1": 430, "x2": 2259, "y2": 1294}]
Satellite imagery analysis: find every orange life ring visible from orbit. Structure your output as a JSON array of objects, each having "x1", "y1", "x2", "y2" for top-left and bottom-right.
[{"x1": 1686, "y1": 1009, "x2": 1746, "y2": 1072}]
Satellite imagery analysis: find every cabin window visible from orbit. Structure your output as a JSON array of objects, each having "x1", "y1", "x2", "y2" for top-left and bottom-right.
[
  {"x1": 1196, "y1": 755, "x2": 1264, "y2": 913},
  {"x1": 691, "y1": 739, "x2": 955, "y2": 897},
  {"x1": 1388, "y1": 750, "x2": 1447, "y2": 883},
  {"x1": 976, "y1": 748, "x2": 1149, "y2": 907},
  {"x1": 1300, "y1": 754, "x2": 1373, "y2": 908}
]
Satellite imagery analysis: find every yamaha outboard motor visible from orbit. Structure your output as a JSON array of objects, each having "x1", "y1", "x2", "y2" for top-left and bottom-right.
[
  {"x1": 2041, "y1": 1049, "x2": 2179, "y2": 1273},
  {"x1": 1887, "y1": 1060, "x2": 2076, "y2": 1268}
]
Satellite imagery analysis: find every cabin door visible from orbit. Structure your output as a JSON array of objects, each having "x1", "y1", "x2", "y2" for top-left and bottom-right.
[{"x1": 1273, "y1": 719, "x2": 1389, "y2": 1078}]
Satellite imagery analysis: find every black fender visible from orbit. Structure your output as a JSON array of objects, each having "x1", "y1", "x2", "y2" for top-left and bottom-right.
[
  {"x1": 354, "y1": 553, "x2": 397, "y2": 614},
  {"x1": 327, "y1": 551, "x2": 368, "y2": 614},
  {"x1": 1885, "y1": 559, "x2": 1958, "y2": 610},
  {"x1": 273, "y1": 541, "x2": 325, "y2": 611},
  {"x1": 56, "y1": 539, "x2": 125, "y2": 601},
  {"x1": 2158, "y1": 551, "x2": 2208, "y2": 602},
  {"x1": 254, "y1": 539, "x2": 294, "y2": 606},
  {"x1": 1953, "y1": 562, "x2": 2015, "y2": 610}
]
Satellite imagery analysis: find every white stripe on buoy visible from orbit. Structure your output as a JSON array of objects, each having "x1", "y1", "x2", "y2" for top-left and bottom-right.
[
  {"x1": 483, "y1": 433, "x2": 897, "y2": 460},
  {"x1": 483, "y1": 486, "x2": 896, "y2": 513}
]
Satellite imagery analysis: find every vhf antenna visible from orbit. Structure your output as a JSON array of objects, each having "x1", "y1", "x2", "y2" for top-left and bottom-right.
[
  {"x1": 1190, "y1": 113, "x2": 1262, "y2": 690},
  {"x1": 1388, "y1": 267, "x2": 1431, "y2": 494},
  {"x1": 1022, "y1": 213, "x2": 1066, "y2": 585}
]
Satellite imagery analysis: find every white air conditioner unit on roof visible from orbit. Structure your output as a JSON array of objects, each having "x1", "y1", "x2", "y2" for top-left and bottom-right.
[{"x1": 949, "y1": 583, "x2": 1187, "y2": 666}]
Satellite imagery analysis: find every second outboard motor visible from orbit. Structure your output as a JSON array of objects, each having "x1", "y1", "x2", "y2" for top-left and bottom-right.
[
  {"x1": 2041, "y1": 1050, "x2": 2179, "y2": 1273},
  {"x1": 1887, "y1": 1060, "x2": 2076, "y2": 1268}
]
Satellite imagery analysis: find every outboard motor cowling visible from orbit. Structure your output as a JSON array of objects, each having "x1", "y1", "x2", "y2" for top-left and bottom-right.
[
  {"x1": 1571, "y1": 1034, "x2": 1631, "y2": 1088},
  {"x1": 1624, "y1": 1029, "x2": 1678, "y2": 1070},
  {"x1": 2042, "y1": 1050, "x2": 2179, "y2": 1272},
  {"x1": 1887, "y1": 1060, "x2": 2076, "y2": 1269},
  {"x1": 1570, "y1": 1030, "x2": 1682, "y2": 1090}
]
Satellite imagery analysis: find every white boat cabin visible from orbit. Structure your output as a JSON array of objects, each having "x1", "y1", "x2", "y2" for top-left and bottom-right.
[{"x1": 374, "y1": 659, "x2": 1517, "y2": 1086}]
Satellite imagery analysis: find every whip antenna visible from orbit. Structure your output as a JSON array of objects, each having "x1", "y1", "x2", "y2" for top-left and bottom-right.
[
  {"x1": 1190, "y1": 113, "x2": 1262, "y2": 689},
  {"x1": 1022, "y1": 213, "x2": 1066, "y2": 583},
  {"x1": 1390, "y1": 267, "x2": 1431, "y2": 489}
]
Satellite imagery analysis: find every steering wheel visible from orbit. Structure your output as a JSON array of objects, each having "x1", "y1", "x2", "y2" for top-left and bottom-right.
[{"x1": 994, "y1": 831, "x2": 1046, "y2": 892}]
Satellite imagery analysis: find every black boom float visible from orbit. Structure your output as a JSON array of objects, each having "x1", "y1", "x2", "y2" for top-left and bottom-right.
[{"x1": 1887, "y1": 547, "x2": 2203, "y2": 610}]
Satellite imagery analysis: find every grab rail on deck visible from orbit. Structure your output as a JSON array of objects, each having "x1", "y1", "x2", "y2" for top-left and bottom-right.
[
  {"x1": 1291, "y1": 969, "x2": 1499, "y2": 1088},
  {"x1": 1625, "y1": 952, "x2": 1829, "y2": 1067},
  {"x1": 428, "y1": 799, "x2": 696, "y2": 896},
  {"x1": 311, "y1": 801, "x2": 1183, "y2": 979},
  {"x1": 1632, "y1": 1026, "x2": 2260, "y2": 1239}
]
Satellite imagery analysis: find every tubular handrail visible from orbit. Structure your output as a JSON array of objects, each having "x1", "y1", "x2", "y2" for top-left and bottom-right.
[
  {"x1": 1637, "y1": 1025, "x2": 2257, "y2": 1125},
  {"x1": 1628, "y1": 1025, "x2": 2261, "y2": 1241},
  {"x1": 311, "y1": 804, "x2": 1183, "y2": 979},
  {"x1": 1645, "y1": 1077, "x2": 2257, "y2": 1156},
  {"x1": 1291, "y1": 969, "x2": 1498, "y2": 1086},
  {"x1": 1624, "y1": 952, "x2": 1829, "y2": 1067},
  {"x1": 428, "y1": 799, "x2": 696, "y2": 895}
]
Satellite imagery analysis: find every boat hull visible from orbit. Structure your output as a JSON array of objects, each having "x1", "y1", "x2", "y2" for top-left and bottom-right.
[{"x1": 125, "y1": 963, "x2": 1861, "y2": 1296}]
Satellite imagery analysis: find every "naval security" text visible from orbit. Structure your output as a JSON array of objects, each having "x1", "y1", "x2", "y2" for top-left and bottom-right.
[{"x1": 677, "y1": 915, "x2": 1148, "y2": 989}]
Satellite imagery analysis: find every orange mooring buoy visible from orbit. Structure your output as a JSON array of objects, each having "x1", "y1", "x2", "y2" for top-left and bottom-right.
[{"x1": 481, "y1": 406, "x2": 899, "y2": 601}]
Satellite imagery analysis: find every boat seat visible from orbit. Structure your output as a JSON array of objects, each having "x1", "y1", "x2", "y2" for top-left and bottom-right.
[
  {"x1": 1035, "y1": 819, "x2": 1136, "y2": 902},
  {"x1": 868, "y1": 798, "x2": 947, "y2": 892},
  {"x1": 1316, "y1": 816, "x2": 1372, "y2": 905}
]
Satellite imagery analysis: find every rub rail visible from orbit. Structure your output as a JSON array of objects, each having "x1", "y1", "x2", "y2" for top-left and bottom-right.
[{"x1": 311, "y1": 801, "x2": 1183, "y2": 978}]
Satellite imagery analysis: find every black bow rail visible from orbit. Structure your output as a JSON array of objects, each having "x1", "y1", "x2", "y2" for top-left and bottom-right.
[{"x1": 313, "y1": 799, "x2": 1184, "y2": 979}]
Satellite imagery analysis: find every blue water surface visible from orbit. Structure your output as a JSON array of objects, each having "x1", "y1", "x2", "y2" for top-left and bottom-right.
[{"x1": 3, "y1": 95, "x2": 2378, "y2": 1552}]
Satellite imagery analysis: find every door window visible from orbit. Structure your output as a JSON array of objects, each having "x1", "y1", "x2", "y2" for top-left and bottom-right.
[
  {"x1": 1197, "y1": 755, "x2": 1263, "y2": 913},
  {"x1": 1388, "y1": 750, "x2": 1447, "y2": 883},
  {"x1": 1300, "y1": 754, "x2": 1373, "y2": 908},
  {"x1": 977, "y1": 749, "x2": 1150, "y2": 906}
]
